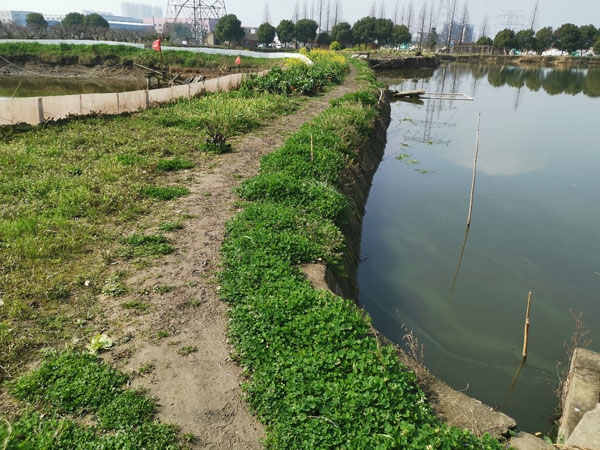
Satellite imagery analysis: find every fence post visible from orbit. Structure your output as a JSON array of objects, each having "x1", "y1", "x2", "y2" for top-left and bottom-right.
[{"x1": 37, "y1": 97, "x2": 44, "y2": 124}]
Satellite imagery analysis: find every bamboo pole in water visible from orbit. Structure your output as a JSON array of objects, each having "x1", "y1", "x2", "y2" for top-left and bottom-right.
[
  {"x1": 522, "y1": 291, "x2": 533, "y2": 360},
  {"x1": 466, "y1": 114, "x2": 481, "y2": 227}
]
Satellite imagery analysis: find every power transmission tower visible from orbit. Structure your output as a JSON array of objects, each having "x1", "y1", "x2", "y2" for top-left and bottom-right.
[
  {"x1": 165, "y1": 0, "x2": 227, "y2": 45},
  {"x1": 497, "y1": 10, "x2": 523, "y2": 31}
]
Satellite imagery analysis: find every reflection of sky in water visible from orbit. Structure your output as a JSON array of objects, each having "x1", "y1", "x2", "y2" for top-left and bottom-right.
[{"x1": 361, "y1": 64, "x2": 600, "y2": 433}]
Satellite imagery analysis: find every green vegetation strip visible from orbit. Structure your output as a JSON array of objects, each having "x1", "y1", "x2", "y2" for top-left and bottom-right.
[
  {"x1": 221, "y1": 57, "x2": 506, "y2": 448},
  {"x1": 0, "y1": 42, "x2": 276, "y2": 71}
]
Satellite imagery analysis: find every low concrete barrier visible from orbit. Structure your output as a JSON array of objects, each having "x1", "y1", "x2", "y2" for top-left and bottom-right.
[{"x1": 0, "y1": 73, "x2": 246, "y2": 126}]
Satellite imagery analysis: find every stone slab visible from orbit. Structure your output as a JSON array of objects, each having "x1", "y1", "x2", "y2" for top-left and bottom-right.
[
  {"x1": 558, "y1": 348, "x2": 600, "y2": 442},
  {"x1": 566, "y1": 402, "x2": 600, "y2": 449},
  {"x1": 509, "y1": 432, "x2": 555, "y2": 450}
]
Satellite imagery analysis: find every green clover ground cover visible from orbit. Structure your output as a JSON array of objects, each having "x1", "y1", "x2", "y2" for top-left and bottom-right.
[
  {"x1": 2, "y1": 351, "x2": 179, "y2": 449},
  {"x1": 221, "y1": 66, "x2": 507, "y2": 448}
]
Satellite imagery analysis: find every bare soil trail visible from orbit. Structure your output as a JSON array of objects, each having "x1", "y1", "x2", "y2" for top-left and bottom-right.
[{"x1": 100, "y1": 68, "x2": 360, "y2": 449}]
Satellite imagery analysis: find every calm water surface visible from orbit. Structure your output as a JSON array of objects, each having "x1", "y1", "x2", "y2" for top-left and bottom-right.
[
  {"x1": 359, "y1": 64, "x2": 600, "y2": 433},
  {"x1": 0, "y1": 75, "x2": 144, "y2": 98}
]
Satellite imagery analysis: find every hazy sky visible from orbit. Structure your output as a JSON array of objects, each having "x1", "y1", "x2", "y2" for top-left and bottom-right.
[{"x1": 9, "y1": 0, "x2": 600, "y2": 37}]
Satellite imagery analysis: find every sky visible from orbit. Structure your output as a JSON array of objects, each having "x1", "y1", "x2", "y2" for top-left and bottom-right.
[{"x1": 7, "y1": 0, "x2": 600, "y2": 38}]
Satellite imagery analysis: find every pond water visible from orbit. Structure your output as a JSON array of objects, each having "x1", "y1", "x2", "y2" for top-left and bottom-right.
[
  {"x1": 0, "y1": 74, "x2": 144, "y2": 98},
  {"x1": 359, "y1": 63, "x2": 600, "y2": 433}
]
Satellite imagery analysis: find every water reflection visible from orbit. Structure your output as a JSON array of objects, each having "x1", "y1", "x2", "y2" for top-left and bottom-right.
[
  {"x1": 473, "y1": 64, "x2": 599, "y2": 98},
  {"x1": 0, "y1": 75, "x2": 144, "y2": 98},
  {"x1": 361, "y1": 63, "x2": 600, "y2": 433},
  {"x1": 381, "y1": 64, "x2": 600, "y2": 101}
]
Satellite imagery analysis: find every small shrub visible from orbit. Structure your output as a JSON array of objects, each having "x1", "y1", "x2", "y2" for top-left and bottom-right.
[
  {"x1": 199, "y1": 122, "x2": 232, "y2": 154},
  {"x1": 102, "y1": 274, "x2": 128, "y2": 297}
]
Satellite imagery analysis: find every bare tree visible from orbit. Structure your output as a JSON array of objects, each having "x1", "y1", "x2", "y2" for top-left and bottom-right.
[
  {"x1": 369, "y1": 2, "x2": 377, "y2": 17},
  {"x1": 418, "y1": 2, "x2": 428, "y2": 47},
  {"x1": 446, "y1": 0, "x2": 458, "y2": 51},
  {"x1": 293, "y1": 2, "x2": 300, "y2": 22},
  {"x1": 379, "y1": 1, "x2": 386, "y2": 19},
  {"x1": 400, "y1": 4, "x2": 406, "y2": 25},
  {"x1": 303, "y1": 0, "x2": 308, "y2": 19},
  {"x1": 428, "y1": 0, "x2": 440, "y2": 37},
  {"x1": 392, "y1": 0, "x2": 399, "y2": 25},
  {"x1": 406, "y1": 0, "x2": 414, "y2": 31},
  {"x1": 331, "y1": 0, "x2": 342, "y2": 26},
  {"x1": 479, "y1": 14, "x2": 489, "y2": 39},
  {"x1": 318, "y1": 0, "x2": 324, "y2": 31},
  {"x1": 458, "y1": 1, "x2": 469, "y2": 44}
]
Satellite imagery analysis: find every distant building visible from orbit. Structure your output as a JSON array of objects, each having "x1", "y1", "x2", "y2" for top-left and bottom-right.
[
  {"x1": 1, "y1": 9, "x2": 155, "y2": 32},
  {"x1": 121, "y1": 2, "x2": 163, "y2": 20},
  {"x1": 441, "y1": 20, "x2": 474, "y2": 45},
  {"x1": 0, "y1": 10, "x2": 35, "y2": 26}
]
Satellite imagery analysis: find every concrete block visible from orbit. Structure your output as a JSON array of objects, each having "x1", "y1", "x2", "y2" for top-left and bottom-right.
[
  {"x1": 509, "y1": 432, "x2": 555, "y2": 450},
  {"x1": 558, "y1": 348, "x2": 600, "y2": 441},
  {"x1": 426, "y1": 376, "x2": 517, "y2": 439},
  {"x1": 172, "y1": 84, "x2": 191, "y2": 99},
  {"x1": 148, "y1": 86, "x2": 175, "y2": 104},
  {"x1": 42, "y1": 94, "x2": 81, "y2": 121},
  {"x1": 118, "y1": 90, "x2": 147, "y2": 113},
  {"x1": 81, "y1": 92, "x2": 119, "y2": 116},
  {"x1": 566, "y1": 403, "x2": 600, "y2": 449},
  {"x1": 0, "y1": 97, "x2": 42, "y2": 125}
]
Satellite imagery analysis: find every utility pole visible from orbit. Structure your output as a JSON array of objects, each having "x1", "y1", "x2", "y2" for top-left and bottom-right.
[{"x1": 529, "y1": 1, "x2": 539, "y2": 30}]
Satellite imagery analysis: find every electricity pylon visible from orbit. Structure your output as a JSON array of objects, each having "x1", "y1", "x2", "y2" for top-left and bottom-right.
[{"x1": 165, "y1": 0, "x2": 227, "y2": 45}]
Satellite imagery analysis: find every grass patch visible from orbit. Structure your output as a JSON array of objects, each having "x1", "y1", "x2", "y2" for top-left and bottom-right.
[
  {"x1": 152, "y1": 285, "x2": 174, "y2": 295},
  {"x1": 158, "y1": 220, "x2": 184, "y2": 232},
  {"x1": 156, "y1": 158, "x2": 195, "y2": 172},
  {"x1": 122, "y1": 233, "x2": 175, "y2": 257},
  {"x1": 2, "y1": 351, "x2": 180, "y2": 448},
  {"x1": 177, "y1": 346, "x2": 197, "y2": 356},
  {"x1": 121, "y1": 301, "x2": 151, "y2": 312}
]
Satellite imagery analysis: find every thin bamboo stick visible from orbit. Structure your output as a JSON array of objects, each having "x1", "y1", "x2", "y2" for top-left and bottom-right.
[
  {"x1": 466, "y1": 114, "x2": 481, "y2": 227},
  {"x1": 522, "y1": 291, "x2": 532, "y2": 360}
]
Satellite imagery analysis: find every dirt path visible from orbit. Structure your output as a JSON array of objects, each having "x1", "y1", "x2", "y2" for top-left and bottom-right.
[{"x1": 103, "y1": 68, "x2": 360, "y2": 449}]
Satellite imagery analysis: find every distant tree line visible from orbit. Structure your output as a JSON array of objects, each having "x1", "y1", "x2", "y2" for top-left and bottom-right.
[
  {"x1": 215, "y1": 12, "x2": 599, "y2": 55},
  {"x1": 213, "y1": 14, "x2": 414, "y2": 49},
  {"x1": 2, "y1": 6, "x2": 599, "y2": 56},
  {"x1": 0, "y1": 12, "x2": 156, "y2": 43},
  {"x1": 478, "y1": 23, "x2": 600, "y2": 55}
]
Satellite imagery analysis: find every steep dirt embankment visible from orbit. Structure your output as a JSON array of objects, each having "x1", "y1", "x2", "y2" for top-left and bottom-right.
[
  {"x1": 367, "y1": 55, "x2": 441, "y2": 70},
  {"x1": 325, "y1": 90, "x2": 390, "y2": 301}
]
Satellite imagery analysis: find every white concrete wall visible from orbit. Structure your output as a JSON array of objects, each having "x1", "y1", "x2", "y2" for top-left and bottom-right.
[
  {"x1": 0, "y1": 39, "x2": 308, "y2": 126},
  {"x1": 0, "y1": 73, "x2": 248, "y2": 126}
]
